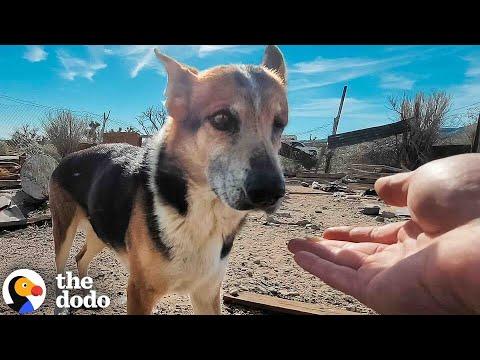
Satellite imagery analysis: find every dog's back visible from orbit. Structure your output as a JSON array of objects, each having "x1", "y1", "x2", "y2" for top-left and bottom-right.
[{"x1": 50, "y1": 143, "x2": 147, "y2": 250}]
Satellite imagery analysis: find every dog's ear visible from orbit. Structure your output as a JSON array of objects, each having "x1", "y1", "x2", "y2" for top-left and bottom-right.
[
  {"x1": 262, "y1": 45, "x2": 287, "y2": 85},
  {"x1": 154, "y1": 48, "x2": 198, "y2": 120}
]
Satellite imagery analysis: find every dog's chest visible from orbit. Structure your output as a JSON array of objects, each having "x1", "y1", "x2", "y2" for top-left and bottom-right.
[{"x1": 158, "y1": 189, "x2": 245, "y2": 292}]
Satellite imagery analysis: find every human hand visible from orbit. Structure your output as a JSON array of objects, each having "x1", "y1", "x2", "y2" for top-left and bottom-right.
[{"x1": 288, "y1": 154, "x2": 480, "y2": 314}]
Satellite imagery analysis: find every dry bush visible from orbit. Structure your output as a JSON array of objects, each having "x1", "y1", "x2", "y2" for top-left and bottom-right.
[
  {"x1": 137, "y1": 106, "x2": 167, "y2": 135},
  {"x1": 389, "y1": 91, "x2": 450, "y2": 169},
  {"x1": 0, "y1": 140, "x2": 12, "y2": 155},
  {"x1": 42, "y1": 110, "x2": 88, "y2": 157}
]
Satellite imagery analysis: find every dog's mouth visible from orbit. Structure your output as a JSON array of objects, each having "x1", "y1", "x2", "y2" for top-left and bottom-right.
[{"x1": 212, "y1": 186, "x2": 283, "y2": 214}]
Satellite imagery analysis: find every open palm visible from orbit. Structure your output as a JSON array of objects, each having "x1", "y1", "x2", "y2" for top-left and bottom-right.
[{"x1": 288, "y1": 154, "x2": 480, "y2": 314}]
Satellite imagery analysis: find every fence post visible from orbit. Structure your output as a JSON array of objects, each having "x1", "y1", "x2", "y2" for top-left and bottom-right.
[
  {"x1": 325, "y1": 86, "x2": 348, "y2": 173},
  {"x1": 472, "y1": 113, "x2": 480, "y2": 153}
]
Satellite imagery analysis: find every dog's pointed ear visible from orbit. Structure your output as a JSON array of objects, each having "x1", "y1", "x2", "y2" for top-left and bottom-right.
[
  {"x1": 262, "y1": 45, "x2": 287, "y2": 85},
  {"x1": 154, "y1": 48, "x2": 198, "y2": 120}
]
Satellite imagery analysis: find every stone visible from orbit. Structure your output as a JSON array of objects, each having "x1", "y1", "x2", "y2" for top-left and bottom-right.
[
  {"x1": 311, "y1": 181, "x2": 321, "y2": 190},
  {"x1": 229, "y1": 288, "x2": 239, "y2": 297},
  {"x1": 375, "y1": 216, "x2": 385, "y2": 222},
  {"x1": 315, "y1": 210, "x2": 322, "y2": 213},
  {"x1": 296, "y1": 219, "x2": 311, "y2": 226},
  {"x1": 361, "y1": 204, "x2": 380, "y2": 215},
  {"x1": 381, "y1": 211, "x2": 396, "y2": 219},
  {"x1": 253, "y1": 259, "x2": 261, "y2": 265}
]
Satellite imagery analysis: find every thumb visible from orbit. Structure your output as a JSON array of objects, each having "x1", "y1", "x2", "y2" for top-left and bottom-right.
[{"x1": 374, "y1": 171, "x2": 413, "y2": 207}]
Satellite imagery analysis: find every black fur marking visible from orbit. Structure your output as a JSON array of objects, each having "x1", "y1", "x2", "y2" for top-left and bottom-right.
[
  {"x1": 220, "y1": 216, "x2": 247, "y2": 259},
  {"x1": 51, "y1": 144, "x2": 144, "y2": 250},
  {"x1": 139, "y1": 150, "x2": 172, "y2": 259},
  {"x1": 154, "y1": 145, "x2": 189, "y2": 216}
]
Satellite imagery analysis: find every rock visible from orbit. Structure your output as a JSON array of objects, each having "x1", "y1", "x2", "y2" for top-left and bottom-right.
[
  {"x1": 306, "y1": 224, "x2": 321, "y2": 230},
  {"x1": 315, "y1": 210, "x2": 322, "y2": 213},
  {"x1": 363, "y1": 188, "x2": 377, "y2": 196},
  {"x1": 311, "y1": 181, "x2": 321, "y2": 190},
  {"x1": 296, "y1": 219, "x2": 311, "y2": 226},
  {"x1": 20, "y1": 154, "x2": 58, "y2": 200},
  {"x1": 375, "y1": 216, "x2": 385, "y2": 222},
  {"x1": 279, "y1": 290, "x2": 299, "y2": 297},
  {"x1": 361, "y1": 204, "x2": 380, "y2": 215},
  {"x1": 247, "y1": 270, "x2": 253, "y2": 277},
  {"x1": 275, "y1": 212, "x2": 292, "y2": 218},
  {"x1": 323, "y1": 206, "x2": 328, "y2": 210},
  {"x1": 256, "y1": 285, "x2": 267, "y2": 293},
  {"x1": 239, "y1": 285, "x2": 250, "y2": 291},
  {"x1": 229, "y1": 288, "x2": 239, "y2": 296},
  {"x1": 253, "y1": 259, "x2": 261, "y2": 265},
  {"x1": 265, "y1": 215, "x2": 281, "y2": 224},
  {"x1": 301, "y1": 182, "x2": 310, "y2": 187},
  {"x1": 381, "y1": 210, "x2": 396, "y2": 219}
]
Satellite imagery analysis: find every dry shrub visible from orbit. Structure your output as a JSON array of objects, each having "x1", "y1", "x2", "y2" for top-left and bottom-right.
[
  {"x1": 390, "y1": 91, "x2": 450, "y2": 169},
  {"x1": 42, "y1": 110, "x2": 88, "y2": 158}
]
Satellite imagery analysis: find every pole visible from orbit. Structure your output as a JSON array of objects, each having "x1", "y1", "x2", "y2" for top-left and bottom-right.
[
  {"x1": 472, "y1": 113, "x2": 480, "y2": 153},
  {"x1": 325, "y1": 86, "x2": 348, "y2": 173}
]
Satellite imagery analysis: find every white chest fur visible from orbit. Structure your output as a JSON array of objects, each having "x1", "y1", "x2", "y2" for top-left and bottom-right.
[{"x1": 153, "y1": 183, "x2": 246, "y2": 293}]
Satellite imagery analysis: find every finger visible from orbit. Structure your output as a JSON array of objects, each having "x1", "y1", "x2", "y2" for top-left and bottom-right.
[
  {"x1": 319, "y1": 240, "x2": 388, "y2": 255},
  {"x1": 288, "y1": 238, "x2": 366, "y2": 269},
  {"x1": 375, "y1": 171, "x2": 412, "y2": 206},
  {"x1": 293, "y1": 251, "x2": 360, "y2": 299},
  {"x1": 323, "y1": 221, "x2": 407, "y2": 244}
]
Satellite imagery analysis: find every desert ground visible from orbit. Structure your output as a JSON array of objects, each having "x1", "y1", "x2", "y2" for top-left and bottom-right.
[{"x1": 0, "y1": 184, "x2": 392, "y2": 315}]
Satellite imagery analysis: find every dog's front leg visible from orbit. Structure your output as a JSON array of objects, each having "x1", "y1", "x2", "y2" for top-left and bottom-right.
[
  {"x1": 190, "y1": 279, "x2": 222, "y2": 315},
  {"x1": 127, "y1": 278, "x2": 161, "y2": 315}
]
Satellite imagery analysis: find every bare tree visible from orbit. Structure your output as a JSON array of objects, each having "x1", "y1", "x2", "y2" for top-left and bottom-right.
[
  {"x1": 136, "y1": 106, "x2": 168, "y2": 135},
  {"x1": 389, "y1": 91, "x2": 451, "y2": 169},
  {"x1": 9, "y1": 125, "x2": 43, "y2": 150},
  {"x1": 42, "y1": 110, "x2": 88, "y2": 157}
]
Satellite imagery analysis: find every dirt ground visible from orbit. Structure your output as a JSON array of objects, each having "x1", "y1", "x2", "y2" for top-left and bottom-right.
[{"x1": 0, "y1": 184, "x2": 391, "y2": 315}]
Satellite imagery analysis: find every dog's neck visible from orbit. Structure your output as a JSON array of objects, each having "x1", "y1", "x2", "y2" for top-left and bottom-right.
[{"x1": 146, "y1": 122, "x2": 246, "y2": 222}]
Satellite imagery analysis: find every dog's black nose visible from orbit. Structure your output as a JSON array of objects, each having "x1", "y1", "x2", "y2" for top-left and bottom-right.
[{"x1": 245, "y1": 172, "x2": 285, "y2": 208}]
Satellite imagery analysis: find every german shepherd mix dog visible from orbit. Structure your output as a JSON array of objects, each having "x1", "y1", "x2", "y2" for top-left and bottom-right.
[{"x1": 49, "y1": 45, "x2": 288, "y2": 315}]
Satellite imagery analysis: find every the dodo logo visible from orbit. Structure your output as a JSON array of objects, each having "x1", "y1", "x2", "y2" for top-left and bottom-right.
[{"x1": 2, "y1": 269, "x2": 46, "y2": 314}]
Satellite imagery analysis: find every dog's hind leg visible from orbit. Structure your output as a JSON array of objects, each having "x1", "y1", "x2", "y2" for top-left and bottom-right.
[
  {"x1": 50, "y1": 180, "x2": 81, "y2": 315},
  {"x1": 75, "y1": 223, "x2": 105, "y2": 295}
]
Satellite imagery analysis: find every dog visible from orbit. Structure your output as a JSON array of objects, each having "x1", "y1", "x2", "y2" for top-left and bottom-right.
[{"x1": 49, "y1": 45, "x2": 288, "y2": 315}]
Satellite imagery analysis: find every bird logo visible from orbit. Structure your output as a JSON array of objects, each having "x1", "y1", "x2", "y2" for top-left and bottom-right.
[{"x1": 2, "y1": 269, "x2": 46, "y2": 314}]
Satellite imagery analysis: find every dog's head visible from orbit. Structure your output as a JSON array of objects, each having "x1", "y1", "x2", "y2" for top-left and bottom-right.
[{"x1": 155, "y1": 45, "x2": 288, "y2": 214}]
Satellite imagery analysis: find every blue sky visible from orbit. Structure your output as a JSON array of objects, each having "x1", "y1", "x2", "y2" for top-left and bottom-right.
[{"x1": 1, "y1": 45, "x2": 479, "y2": 140}]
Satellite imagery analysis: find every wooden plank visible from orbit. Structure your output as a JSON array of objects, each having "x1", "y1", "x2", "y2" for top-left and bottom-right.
[
  {"x1": 0, "y1": 180, "x2": 21, "y2": 189},
  {"x1": 223, "y1": 292, "x2": 359, "y2": 315},
  {"x1": 328, "y1": 120, "x2": 410, "y2": 149},
  {"x1": 26, "y1": 213, "x2": 51, "y2": 225}
]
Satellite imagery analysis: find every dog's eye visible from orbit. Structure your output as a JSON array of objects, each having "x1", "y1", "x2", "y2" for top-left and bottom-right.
[
  {"x1": 273, "y1": 116, "x2": 286, "y2": 132},
  {"x1": 208, "y1": 110, "x2": 239, "y2": 133}
]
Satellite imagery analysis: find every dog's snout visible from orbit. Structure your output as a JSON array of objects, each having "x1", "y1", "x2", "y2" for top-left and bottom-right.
[
  {"x1": 245, "y1": 172, "x2": 285, "y2": 208},
  {"x1": 244, "y1": 151, "x2": 285, "y2": 209}
]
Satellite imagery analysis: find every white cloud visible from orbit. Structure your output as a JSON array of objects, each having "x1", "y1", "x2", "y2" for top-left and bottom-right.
[
  {"x1": 110, "y1": 45, "x2": 261, "y2": 78},
  {"x1": 23, "y1": 46, "x2": 48, "y2": 62},
  {"x1": 57, "y1": 49, "x2": 107, "y2": 81},
  {"x1": 380, "y1": 73, "x2": 415, "y2": 90},
  {"x1": 464, "y1": 55, "x2": 480, "y2": 78},
  {"x1": 289, "y1": 54, "x2": 414, "y2": 92}
]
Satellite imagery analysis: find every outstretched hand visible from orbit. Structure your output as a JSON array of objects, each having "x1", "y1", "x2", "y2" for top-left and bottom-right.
[{"x1": 288, "y1": 154, "x2": 480, "y2": 314}]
